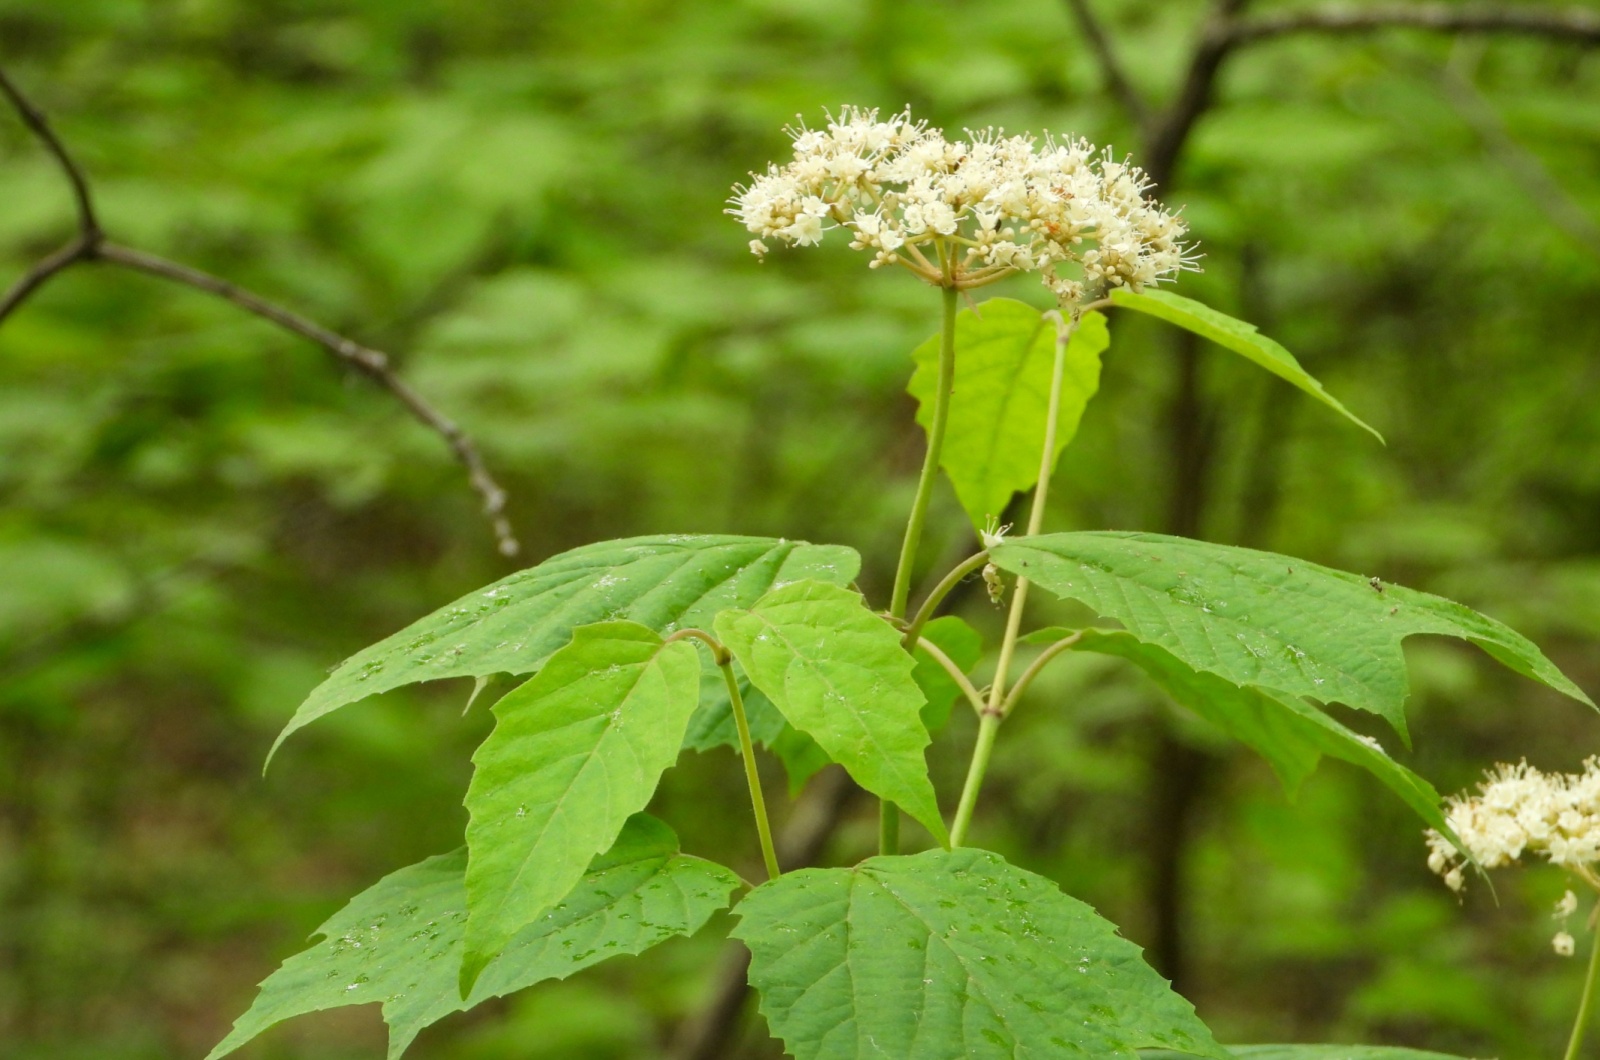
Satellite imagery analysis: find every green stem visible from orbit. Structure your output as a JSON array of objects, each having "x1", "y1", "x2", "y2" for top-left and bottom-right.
[
  {"x1": 881, "y1": 284, "x2": 960, "y2": 856},
  {"x1": 948, "y1": 312, "x2": 1081, "y2": 847},
  {"x1": 902, "y1": 549, "x2": 990, "y2": 649},
  {"x1": 949, "y1": 712, "x2": 999, "y2": 847},
  {"x1": 1565, "y1": 911, "x2": 1600, "y2": 1060},
  {"x1": 879, "y1": 804, "x2": 899, "y2": 857},
  {"x1": 890, "y1": 284, "x2": 959, "y2": 620},
  {"x1": 722, "y1": 661, "x2": 780, "y2": 881}
]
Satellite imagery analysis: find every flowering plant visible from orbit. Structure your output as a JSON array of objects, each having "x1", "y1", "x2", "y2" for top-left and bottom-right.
[
  {"x1": 207, "y1": 107, "x2": 1592, "y2": 1060},
  {"x1": 730, "y1": 106, "x2": 1194, "y2": 304}
]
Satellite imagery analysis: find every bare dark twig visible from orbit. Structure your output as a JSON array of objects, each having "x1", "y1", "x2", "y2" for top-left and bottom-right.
[
  {"x1": 1062, "y1": 0, "x2": 1154, "y2": 133},
  {"x1": 1232, "y1": 3, "x2": 1600, "y2": 47},
  {"x1": 1438, "y1": 42, "x2": 1600, "y2": 255},
  {"x1": 1145, "y1": 0, "x2": 1253, "y2": 188},
  {"x1": 0, "y1": 67, "x2": 99, "y2": 241},
  {"x1": 0, "y1": 65, "x2": 518, "y2": 556}
]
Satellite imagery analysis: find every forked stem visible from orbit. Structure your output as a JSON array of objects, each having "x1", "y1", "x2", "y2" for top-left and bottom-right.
[
  {"x1": 1565, "y1": 907, "x2": 1600, "y2": 1060},
  {"x1": 721, "y1": 660, "x2": 782, "y2": 881},
  {"x1": 949, "y1": 311, "x2": 1082, "y2": 847}
]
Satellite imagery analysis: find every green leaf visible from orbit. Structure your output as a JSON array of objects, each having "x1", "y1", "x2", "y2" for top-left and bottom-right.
[
  {"x1": 1145, "y1": 1049, "x2": 1480, "y2": 1060},
  {"x1": 912, "y1": 614, "x2": 984, "y2": 733},
  {"x1": 461, "y1": 621, "x2": 701, "y2": 994},
  {"x1": 683, "y1": 667, "x2": 787, "y2": 753},
  {"x1": 683, "y1": 663, "x2": 836, "y2": 796},
  {"x1": 714, "y1": 580, "x2": 948, "y2": 845},
  {"x1": 1062, "y1": 629, "x2": 1448, "y2": 832},
  {"x1": 270, "y1": 534, "x2": 859, "y2": 763},
  {"x1": 206, "y1": 814, "x2": 738, "y2": 1060},
  {"x1": 1108, "y1": 288, "x2": 1381, "y2": 442},
  {"x1": 908, "y1": 299, "x2": 1107, "y2": 531},
  {"x1": 770, "y1": 723, "x2": 834, "y2": 796},
  {"x1": 992, "y1": 532, "x2": 1592, "y2": 742},
  {"x1": 733, "y1": 848, "x2": 1227, "y2": 1059}
]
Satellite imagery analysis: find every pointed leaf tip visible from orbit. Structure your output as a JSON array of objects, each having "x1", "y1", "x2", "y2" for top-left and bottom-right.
[
  {"x1": 908, "y1": 299, "x2": 1109, "y2": 531},
  {"x1": 716, "y1": 580, "x2": 947, "y2": 844},
  {"x1": 1110, "y1": 287, "x2": 1383, "y2": 444},
  {"x1": 461, "y1": 622, "x2": 703, "y2": 989},
  {"x1": 205, "y1": 815, "x2": 738, "y2": 1059},
  {"x1": 267, "y1": 534, "x2": 859, "y2": 761}
]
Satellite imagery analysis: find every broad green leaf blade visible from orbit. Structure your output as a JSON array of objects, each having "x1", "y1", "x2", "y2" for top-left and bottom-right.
[
  {"x1": 1069, "y1": 629, "x2": 1448, "y2": 833},
  {"x1": 733, "y1": 848, "x2": 1227, "y2": 1060},
  {"x1": 1145, "y1": 1049, "x2": 1480, "y2": 1060},
  {"x1": 715, "y1": 580, "x2": 948, "y2": 845},
  {"x1": 912, "y1": 614, "x2": 984, "y2": 734},
  {"x1": 271, "y1": 534, "x2": 859, "y2": 762},
  {"x1": 992, "y1": 532, "x2": 1592, "y2": 742},
  {"x1": 1108, "y1": 287, "x2": 1381, "y2": 442},
  {"x1": 908, "y1": 299, "x2": 1108, "y2": 531},
  {"x1": 461, "y1": 621, "x2": 701, "y2": 994},
  {"x1": 206, "y1": 814, "x2": 738, "y2": 1060}
]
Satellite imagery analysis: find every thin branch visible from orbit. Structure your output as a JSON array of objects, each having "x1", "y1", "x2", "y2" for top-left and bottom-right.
[
  {"x1": 1145, "y1": 0, "x2": 1254, "y2": 187},
  {"x1": 0, "y1": 236, "x2": 93, "y2": 323},
  {"x1": 0, "y1": 65, "x2": 519, "y2": 556},
  {"x1": 1000, "y1": 630, "x2": 1084, "y2": 716},
  {"x1": 1438, "y1": 44, "x2": 1600, "y2": 255},
  {"x1": 911, "y1": 635, "x2": 988, "y2": 717},
  {"x1": 1062, "y1": 0, "x2": 1154, "y2": 132},
  {"x1": 1232, "y1": 3, "x2": 1600, "y2": 47},
  {"x1": 0, "y1": 67, "x2": 99, "y2": 241}
]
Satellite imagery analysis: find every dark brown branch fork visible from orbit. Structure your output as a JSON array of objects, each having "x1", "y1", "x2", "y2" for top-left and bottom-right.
[{"x1": 0, "y1": 65, "x2": 519, "y2": 557}]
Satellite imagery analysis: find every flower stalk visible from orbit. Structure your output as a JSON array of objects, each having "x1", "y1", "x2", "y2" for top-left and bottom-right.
[
  {"x1": 1566, "y1": 907, "x2": 1600, "y2": 1060},
  {"x1": 949, "y1": 311, "x2": 1082, "y2": 847}
]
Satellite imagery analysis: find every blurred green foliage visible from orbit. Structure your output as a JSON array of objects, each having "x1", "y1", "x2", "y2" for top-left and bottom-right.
[{"x1": 1, "y1": 0, "x2": 1598, "y2": 1057}]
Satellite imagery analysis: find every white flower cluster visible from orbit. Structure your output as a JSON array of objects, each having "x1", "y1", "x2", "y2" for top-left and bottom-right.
[
  {"x1": 1426, "y1": 759, "x2": 1600, "y2": 896},
  {"x1": 728, "y1": 105, "x2": 1194, "y2": 306}
]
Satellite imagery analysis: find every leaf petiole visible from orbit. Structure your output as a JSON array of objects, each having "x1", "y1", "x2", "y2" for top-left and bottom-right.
[
  {"x1": 666, "y1": 627, "x2": 780, "y2": 879},
  {"x1": 720, "y1": 657, "x2": 782, "y2": 881},
  {"x1": 902, "y1": 550, "x2": 989, "y2": 650}
]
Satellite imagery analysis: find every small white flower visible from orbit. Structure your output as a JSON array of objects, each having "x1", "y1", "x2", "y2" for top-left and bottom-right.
[
  {"x1": 1425, "y1": 759, "x2": 1600, "y2": 897},
  {"x1": 727, "y1": 105, "x2": 1194, "y2": 306},
  {"x1": 1555, "y1": 931, "x2": 1577, "y2": 957},
  {"x1": 979, "y1": 517, "x2": 1011, "y2": 551},
  {"x1": 1557, "y1": 890, "x2": 1580, "y2": 918}
]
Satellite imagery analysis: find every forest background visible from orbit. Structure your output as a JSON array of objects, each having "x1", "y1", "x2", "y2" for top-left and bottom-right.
[{"x1": 3, "y1": 0, "x2": 1600, "y2": 1057}]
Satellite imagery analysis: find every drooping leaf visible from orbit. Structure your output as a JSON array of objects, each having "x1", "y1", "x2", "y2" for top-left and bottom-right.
[
  {"x1": 1145, "y1": 1049, "x2": 1479, "y2": 1060},
  {"x1": 992, "y1": 532, "x2": 1592, "y2": 742},
  {"x1": 770, "y1": 723, "x2": 834, "y2": 796},
  {"x1": 714, "y1": 580, "x2": 948, "y2": 845},
  {"x1": 912, "y1": 614, "x2": 984, "y2": 733},
  {"x1": 271, "y1": 534, "x2": 858, "y2": 762},
  {"x1": 1108, "y1": 287, "x2": 1381, "y2": 442},
  {"x1": 1050, "y1": 628, "x2": 1449, "y2": 833},
  {"x1": 206, "y1": 814, "x2": 738, "y2": 1060},
  {"x1": 733, "y1": 848, "x2": 1227, "y2": 1060},
  {"x1": 908, "y1": 299, "x2": 1108, "y2": 531},
  {"x1": 461, "y1": 621, "x2": 701, "y2": 994}
]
